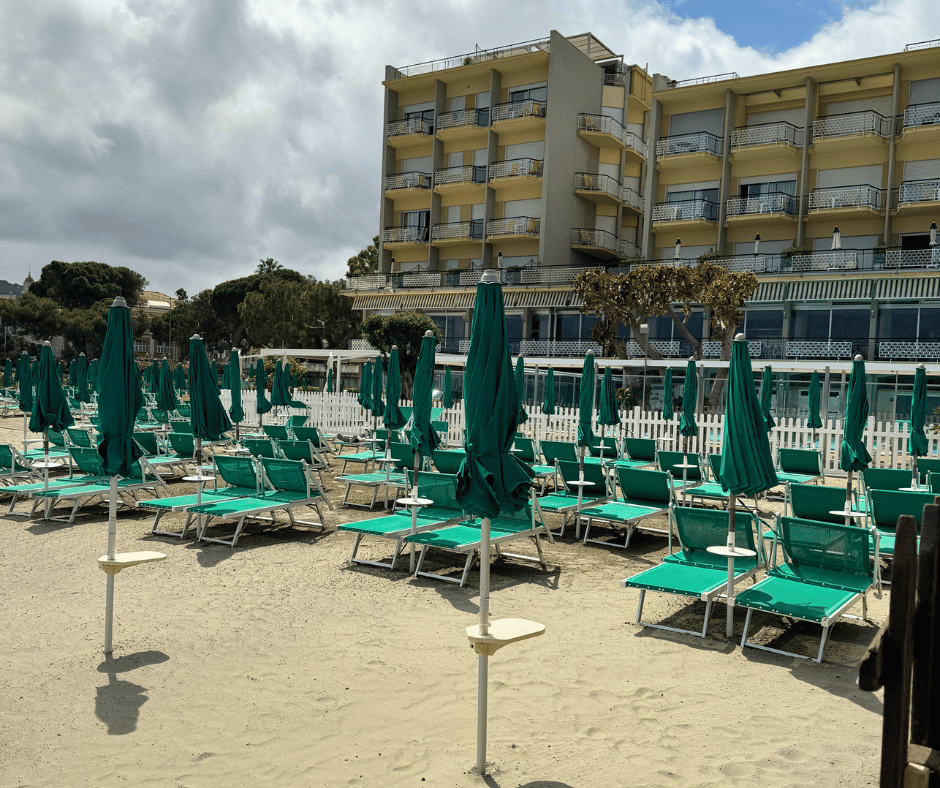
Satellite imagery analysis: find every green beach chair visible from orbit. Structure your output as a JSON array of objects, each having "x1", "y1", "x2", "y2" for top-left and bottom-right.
[{"x1": 579, "y1": 466, "x2": 675, "y2": 548}]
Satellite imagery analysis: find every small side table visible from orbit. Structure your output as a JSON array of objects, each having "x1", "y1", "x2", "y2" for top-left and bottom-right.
[
  {"x1": 398, "y1": 496, "x2": 434, "y2": 572},
  {"x1": 466, "y1": 618, "x2": 545, "y2": 656},
  {"x1": 184, "y1": 474, "x2": 216, "y2": 540},
  {"x1": 829, "y1": 509, "x2": 870, "y2": 521},
  {"x1": 706, "y1": 545, "x2": 757, "y2": 560},
  {"x1": 565, "y1": 479, "x2": 595, "y2": 540}
]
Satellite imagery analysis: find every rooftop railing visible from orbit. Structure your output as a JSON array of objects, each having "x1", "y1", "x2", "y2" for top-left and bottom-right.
[
  {"x1": 726, "y1": 193, "x2": 797, "y2": 217},
  {"x1": 434, "y1": 165, "x2": 486, "y2": 186},
  {"x1": 491, "y1": 99, "x2": 546, "y2": 123},
  {"x1": 807, "y1": 184, "x2": 883, "y2": 211},
  {"x1": 436, "y1": 107, "x2": 490, "y2": 131},
  {"x1": 392, "y1": 38, "x2": 551, "y2": 78},
  {"x1": 656, "y1": 131, "x2": 722, "y2": 158},
  {"x1": 666, "y1": 72, "x2": 739, "y2": 88},
  {"x1": 902, "y1": 101, "x2": 940, "y2": 129},
  {"x1": 489, "y1": 158, "x2": 543, "y2": 179},
  {"x1": 731, "y1": 121, "x2": 804, "y2": 149},
  {"x1": 905, "y1": 38, "x2": 940, "y2": 52},
  {"x1": 812, "y1": 110, "x2": 892, "y2": 141},
  {"x1": 651, "y1": 199, "x2": 719, "y2": 222},
  {"x1": 577, "y1": 114, "x2": 648, "y2": 158},
  {"x1": 384, "y1": 171, "x2": 432, "y2": 191}
]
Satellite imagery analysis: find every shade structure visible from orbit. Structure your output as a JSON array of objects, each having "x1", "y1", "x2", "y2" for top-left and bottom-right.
[
  {"x1": 326, "y1": 367, "x2": 333, "y2": 394},
  {"x1": 371, "y1": 359, "x2": 385, "y2": 420},
  {"x1": 910, "y1": 364, "x2": 928, "y2": 486},
  {"x1": 358, "y1": 361, "x2": 373, "y2": 413},
  {"x1": 541, "y1": 368, "x2": 555, "y2": 415},
  {"x1": 254, "y1": 359, "x2": 272, "y2": 418},
  {"x1": 270, "y1": 360, "x2": 291, "y2": 408},
  {"x1": 30, "y1": 357, "x2": 39, "y2": 389},
  {"x1": 188, "y1": 335, "x2": 232, "y2": 442},
  {"x1": 68, "y1": 359, "x2": 76, "y2": 388},
  {"x1": 88, "y1": 359, "x2": 99, "y2": 393},
  {"x1": 409, "y1": 332, "x2": 440, "y2": 459},
  {"x1": 173, "y1": 362, "x2": 187, "y2": 392},
  {"x1": 281, "y1": 360, "x2": 305, "y2": 408},
  {"x1": 576, "y1": 353, "x2": 596, "y2": 448},
  {"x1": 16, "y1": 352, "x2": 32, "y2": 413},
  {"x1": 839, "y1": 356, "x2": 872, "y2": 474},
  {"x1": 29, "y1": 342, "x2": 74, "y2": 436},
  {"x1": 807, "y1": 370, "x2": 823, "y2": 430},
  {"x1": 759, "y1": 365, "x2": 775, "y2": 434},
  {"x1": 598, "y1": 366, "x2": 619, "y2": 427},
  {"x1": 3, "y1": 358, "x2": 12, "y2": 388},
  {"x1": 155, "y1": 359, "x2": 179, "y2": 414},
  {"x1": 442, "y1": 365, "x2": 454, "y2": 408},
  {"x1": 661, "y1": 367, "x2": 674, "y2": 421},
  {"x1": 75, "y1": 353, "x2": 89, "y2": 403},
  {"x1": 227, "y1": 349, "x2": 244, "y2": 425},
  {"x1": 514, "y1": 357, "x2": 529, "y2": 425},
  {"x1": 678, "y1": 359, "x2": 698, "y2": 438},
  {"x1": 383, "y1": 347, "x2": 405, "y2": 432}
]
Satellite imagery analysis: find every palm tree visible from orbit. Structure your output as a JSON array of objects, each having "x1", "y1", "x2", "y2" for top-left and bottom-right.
[{"x1": 256, "y1": 258, "x2": 283, "y2": 274}]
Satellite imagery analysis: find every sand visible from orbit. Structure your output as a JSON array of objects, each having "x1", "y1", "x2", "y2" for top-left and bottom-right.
[{"x1": 0, "y1": 414, "x2": 885, "y2": 788}]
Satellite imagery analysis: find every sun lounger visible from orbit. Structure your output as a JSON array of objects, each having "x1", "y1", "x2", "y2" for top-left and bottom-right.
[
  {"x1": 432, "y1": 449, "x2": 465, "y2": 475},
  {"x1": 335, "y1": 469, "x2": 408, "y2": 508},
  {"x1": 657, "y1": 450, "x2": 702, "y2": 483},
  {"x1": 580, "y1": 467, "x2": 674, "y2": 547},
  {"x1": 0, "y1": 444, "x2": 41, "y2": 485},
  {"x1": 276, "y1": 439, "x2": 330, "y2": 488},
  {"x1": 132, "y1": 431, "x2": 189, "y2": 477},
  {"x1": 242, "y1": 437, "x2": 278, "y2": 459},
  {"x1": 262, "y1": 424, "x2": 291, "y2": 441},
  {"x1": 737, "y1": 515, "x2": 878, "y2": 662},
  {"x1": 587, "y1": 436, "x2": 620, "y2": 459},
  {"x1": 775, "y1": 448, "x2": 824, "y2": 486},
  {"x1": 536, "y1": 460, "x2": 610, "y2": 538},
  {"x1": 867, "y1": 487, "x2": 937, "y2": 562},
  {"x1": 613, "y1": 438, "x2": 658, "y2": 470},
  {"x1": 622, "y1": 505, "x2": 765, "y2": 638},
  {"x1": 788, "y1": 483, "x2": 854, "y2": 524},
  {"x1": 511, "y1": 437, "x2": 556, "y2": 492},
  {"x1": 291, "y1": 426, "x2": 334, "y2": 461}
]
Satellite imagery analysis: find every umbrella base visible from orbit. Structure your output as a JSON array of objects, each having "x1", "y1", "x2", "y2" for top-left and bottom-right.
[
  {"x1": 98, "y1": 551, "x2": 167, "y2": 575},
  {"x1": 466, "y1": 618, "x2": 544, "y2": 656}
]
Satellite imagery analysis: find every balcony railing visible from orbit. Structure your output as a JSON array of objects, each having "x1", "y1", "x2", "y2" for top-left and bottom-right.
[
  {"x1": 392, "y1": 37, "x2": 551, "y2": 78},
  {"x1": 812, "y1": 110, "x2": 891, "y2": 141},
  {"x1": 651, "y1": 200, "x2": 719, "y2": 222},
  {"x1": 577, "y1": 114, "x2": 648, "y2": 158},
  {"x1": 385, "y1": 117, "x2": 433, "y2": 138},
  {"x1": 725, "y1": 192, "x2": 797, "y2": 217},
  {"x1": 621, "y1": 187, "x2": 643, "y2": 213},
  {"x1": 897, "y1": 179, "x2": 940, "y2": 204},
  {"x1": 382, "y1": 225, "x2": 428, "y2": 243},
  {"x1": 384, "y1": 171, "x2": 432, "y2": 191},
  {"x1": 713, "y1": 255, "x2": 770, "y2": 274},
  {"x1": 434, "y1": 165, "x2": 486, "y2": 186},
  {"x1": 656, "y1": 131, "x2": 722, "y2": 158},
  {"x1": 903, "y1": 101, "x2": 940, "y2": 129},
  {"x1": 491, "y1": 99, "x2": 545, "y2": 123},
  {"x1": 489, "y1": 158, "x2": 543, "y2": 179},
  {"x1": 790, "y1": 251, "x2": 859, "y2": 273},
  {"x1": 884, "y1": 249, "x2": 940, "y2": 269},
  {"x1": 666, "y1": 72, "x2": 739, "y2": 89},
  {"x1": 346, "y1": 274, "x2": 388, "y2": 290},
  {"x1": 574, "y1": 172, "x2": 621, "y2": 200},
  {"x1": 731, "y1": 121, "x2": 804, "y2": 149},
  {"x1": 430, "y1": 220, "x2": 483, "y2": 242},
  {"x1": 905, "y1": 38, "x2": 940, "y2": 52},
  {"x1": 618, "y1": 239, "x2": 640, "y2": 259},
  {"x1": 436, "y1": 107, "x2": 490, "y2": 131},
  {"x1": 486, "y1": 216, "x2": 540, "y2": 237},
  {"x1": 570, "y1": 228, "x2": 618, "y2": 253},
  {"x1": 807, "y1": 185, "x2": 882, "y2": 211}
]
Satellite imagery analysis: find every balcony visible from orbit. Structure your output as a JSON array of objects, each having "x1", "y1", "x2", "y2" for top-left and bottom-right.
[
  {"x1": 618, "y1": 239, "x2": 640, "y2": 259},
  {"x1": 436, "y1": 108, "x2": 490, "y2": 141},
  {"x1": 712, "y1": 255, "x2": 773, "y2": 274},
  {"x1": 382, "y1": 225, "x2": 428, "y2": 247},
  {"x1": 391, "y1": 37, "x2": 550, "y2": 79},
  {"x1": 812, "y1": 110, "x2": 891, "y2": 145},
  {"x1": 884, "y1": 249, "x2": 940, "y2": 269},
  {"x1": 651, "y1": 200, "x2": 719, "y2": 224},
  {"x1": 573, "y1": 172, "x2": 621, "y2": 205},
  {"x1": 807, "y1": 184, "x2": 882, "y2": 213},
  {"x1": 430, "y1": 220, "x2": 484, "y2": 247},
  {"x1": 577, "y1": 114, "x2": 648, "y2": 161},
  {"x1": 488, "y1": 158, "x2": 543, "y2": 198},
  {"x1": 486, "y1": 215, "x2": 540, "y2": 240},
  {"x1": 725, "y1": 193, "x2": 798, "y2": 224},
  {"x1": 655, "y1": 132, "x2": 722, "y2": 165},
  {"x1": 902, "y1": 102, "x2": 940, "y2": 133},
  {"x1": 790, "y1": 251, "x2": 859, "y2": 273},
  {"x1": 384, "y1": 171, "x2": 432, "y2": 194},
  {"x1": 433, "y1": 165, "x2": 486, "y2": 199},
  {"x1": 491, "y1": 99, "x2": 545, "y2": 133},
  {"x1": 730, "y1": 122, "x2": 803, "y2": 159},
  {"x1": 570, "y1": 228, "x2": 619, "y2": 260},
  {"x1": 894, "y1": 179, "x2": 940, "y2": 213},
  {"x1": 385, "y1": 117, "x2": 434, "y2": 150}
]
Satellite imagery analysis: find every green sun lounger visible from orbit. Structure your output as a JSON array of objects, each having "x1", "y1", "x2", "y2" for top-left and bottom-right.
[
  {"x1": 0, "y1": 444, "x2": 41, "y2": 485},
  {"x1": 335, "y1": 470, "x2": 408, "y2": 509},
  {"x1": 536, "y1": 460, "x2": 610, "y2": 538},
  {"x1": 774, "y1": 448, "x2": 824, "y2": 486},
  {"x1": 867, "y1": 487, "x2": 937, "y2": 561},
  {"x1": 580, "y1": 467, "x2": 674, "y2": 548}
]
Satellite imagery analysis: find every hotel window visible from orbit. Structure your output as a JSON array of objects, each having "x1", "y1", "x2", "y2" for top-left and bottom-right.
[
  {"x1": 790, "y1": 307, "x2": 869, "y2": 341},
  {"x1": 879, "y1": 305, "x2": 940, "y2": 341}
]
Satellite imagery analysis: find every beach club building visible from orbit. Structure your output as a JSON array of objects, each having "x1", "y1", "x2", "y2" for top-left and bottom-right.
[{"x1": 344, "y1": 31, "x2": 940, "y2": 418}]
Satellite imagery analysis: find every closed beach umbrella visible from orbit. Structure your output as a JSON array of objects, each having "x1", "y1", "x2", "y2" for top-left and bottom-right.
[
  {"x1": 227, "y1": 349, "x2": 244, "y2": 437},
  {"x1": 188, "y1": 335, "x2": 233, "y2": 461},
  {"x1": 30, "y1": 341, "x2": 74, "y2": 487},
  {"x1": 254, "y1": 359, "x2": 272, "y2": 424},
  {"x1": 270, "y1": 360, "x2": 291, "y2": 408},
  {"x1": 358, "y1": 361, "x2": 373, "y2": 414},
  {"x1": 807, "y1": 370, "x2": 823, "y2": 434},
  {"x1": 88, "y1": 359, "x2": 99, "y2": 393},
  {"x1": 598, "y1": 366, "x2": 620, "y2": 451},
  {"x1": 662, "y1": 367, "x2": 674, "y2": 421},
  {"x1": 541, "y1": 368, "x2": 555, "y2": 416},
  {"x1": 759, "y1": 365, "x2": 775, "y2": 434},
  {"x1": 326, "y1": 367, "x2": 333, "y2": 394},
  {"x1": 839, "y1": 355, "x2": 872, "y2": 514},
  {"x1": 68, "y1": 359, "x2": 76, "y2": 389},
  {"x1": 17, "y1": 351, "x2": 32, "y2": 413},
  {"x1": 719, "y1": 334, "x2": 778, "y2": 637},
  {"x1": 30, "y1": 357, "x2": 39, "y2": 389},
  {"x1": 408, "y1": 332, "x2": 441, "y2": 558},
  {"x1": 514, "y1": 356, "x2": 528, "y2": 425},
  {"x1": 910, "y1": 364, "x2": 928, "y2": 487},
  {"x1": 282, "y1": 360, "x2": 305, "y2": 408},
  {"x1": 383, "y1": 347, "x2": 405, "y2": 434},
  {"x1": 58, "y1": 360, "x2": 65, "y2": 382},
  {"x1": 3, "y1": 358, "x2": 12, "y2": 388},
  {"x1": 75, "y1": 353, "x2": 89, "y2": 403},
  {"x1": 442, "y1": 365, "x2": 454, "y2": 408},
  {"x1": 577, "y1": 353, "x2": 596, "y2": 451},
  {"x1": 678, "y1": 358, "x2": 699, "y2": 493},
  {"x1": 173, "y1": 362, "x2": 187, "y2": 392},
  {"x1": 371, "y1": 358, "x2": 384, "y2": 422},
  {"x1": 155, "y1": 358, "x2": 179, "y2": 417},
  {"x1": 455, "y1": 270, "x2": 535, "y2": 774}
]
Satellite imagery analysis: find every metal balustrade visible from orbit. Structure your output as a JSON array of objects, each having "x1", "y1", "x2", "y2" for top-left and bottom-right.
[
  {"x1": 903, "y1": 102, "x2": 940, "y2": 129},
  {"x1": 897, "y1": 179, "x2": 940, "y2": 204},
  {"x1": 879, "y1": 341, "x2": 940, "y2": 360},
  {"x1": 385, "y1": 118, "x2": 433, "y2": 138},
  {"x1": 731, "y1": 122, "x2": 804, "y2": 148},
  {"x1": 430, "y1": 221, "x2": 483, "y2": 242},
  {"x1": 812, "y1": 110, "x2": 891, "y2": 140},
  {"x1": 351, "y1": 339, "x2": 379, "y2": 351},
  {"x1": 489, "y1": 158, "x2": 543, "y2": 179},
  {"x1": 491, "y1": 99, "x2": 545, "y2": 123},
  {"x1": 713, "y1": 256, "x2": 770, "y2": 274},
  {"x1": 436, "y1": 107, "x2": 489, "y2": 131},
  {"x1": 790, "y1": 252, "x2": 858, "y2": 272},
  {"x1": 486, "y1": 216, "x2": 540, "y2": 237},
  {"x1": 519, "y1": 340, "x2": 603, "y2": 357},
  {"x1": 623, "y1": 340, "x2": 682, "y2": 357},
  {"x1": 384, "y1": 172, "x2": 432, "y2": 191},
  {"x1": 434, "y1": 165, "x2": 486, "y2": 186},
  {"x1": 725, "y1": 193, "x2": 797, "y2": 217},
  {"x1": 651, "y1": 200, "x2": 718, "y2": 222},
  {"x1": 655, "y1": 132, "x2": 722, "y2": 158},
  {"x1": 786, "y1": 341, "x2": 853, "y2": 359},
  {"x1": 577, "y1": 114, "x2": 648, "y2": 158},
  {"x1": 458, "y1": 270, "x2": 484, "y2": 286},
  {"x1": 574, "y1": 172, "x2": 621, "y2": 200},
  {"x1": 382, "y1": 225, "x2": 428, "y2": 243},
  {"x1": 570, "y1": 228, "x2": 618, "y2": 252},
  {"x1": 807, "y1": 185, "x2": 882, "y2": 211},
  {"x1": 618, "y1": 239, "x2": 640, "y2": 259},
  {"x1": 884, "y1": 249, "x2": 940, "y2": 269},
  {"x1": 904, "y1": 38, "x2": 940, "y2": 52},
  {"x1": 345, "y1": 274, "x2": 388, "y2": 291},
  {"x1": 702, "y1": 340, "x2": 762, "y2": 359},
  {"x1": 402, "y1": 272, "x2": 442, "y2": 288},
  {"x1": 393, "y1": 38, "x2": 551, "y2": 78},
  {"x1": 621, "y1": 187, "x2": 643, "y2": 213},
  {"x1": 667, "y1": 72, "x2": 739, "y2": 88}
]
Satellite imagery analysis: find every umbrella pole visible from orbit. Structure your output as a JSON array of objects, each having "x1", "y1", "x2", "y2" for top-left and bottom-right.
[
  {"x1": 43, "y1": 429, "x2": 50, "y2": 490},
  {"x1": 22, "y1": 411, "x2": 28, "y2": 454},
  {"x1": 726, "y1": 493, "x2": 737, "y2": 639},
  {"x1": 681, "y1": 435, "x2": 689, "y2": 504},
  {"x1": 913, "y1": 455, "x2": 918, "y2": 490},
  {"x1": 410, "y1": 454, "x2": 420, "y2": 572},
  {"x1": 576, "y1": 445, "x2": 585, "y2": 540},
  {"x1": 384, "y1": 435, "x2": 391, "y2": 509},
  {"x1": 476, "y1": 515, "x2": 491, "y2": 775},
  {"x1": 845, "y1": 470, "x2": 854, "y2": 527},
  {"x1": 104, "y1": 475, "x2": 118, "y2": 654}
]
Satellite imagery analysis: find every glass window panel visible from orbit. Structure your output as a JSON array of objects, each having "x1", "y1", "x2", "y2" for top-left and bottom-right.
[
  {"x1": 744, "y1": 309, "x2": 783, "y2": 338},
  {"x1": 919, "y1": 308, "x2": 940, "y2": 340},
  {"x1": 581, "y1": 315, "x2": 600, "y2": 339},
  {"x1": 833, "y1": 308, "x2": 870, "y2": 341},
  {"x1": 504, "y1": 316, "x2": 522, "y2": 341},
  {"x1": 879, "y1": 307, "x2": 918, "y2": 340},
  {"x1": 555, "y1": 314, "x2": 580, "y2": 340},
  {"x1": 790, "y1": 309, "x2": 829, "y2": 340}
]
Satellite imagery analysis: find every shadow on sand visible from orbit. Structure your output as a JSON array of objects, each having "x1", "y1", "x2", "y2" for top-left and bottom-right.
[{"x1": 95, "y1": 650, "x2": 169, "y2": 735}]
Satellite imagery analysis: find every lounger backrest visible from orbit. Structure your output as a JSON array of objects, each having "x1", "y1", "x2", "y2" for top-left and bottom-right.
[
  {"x1": 288, "y1": 414, "x2": 308, "y2": 428},
  {"x1": 778, "y1": 516, "x2": 873, "y2": 581},
  {"x1": 66, "y1": 427, "x2": 93, "y2": 448},
  {"x1": 262, "y1": 424, "x2": 290, "y2": 440},
  {"x1": 214, "y1": 455, "x2": 260, "y2": 492},
  {"x1": 0, "y1": 444, "x2": 31, "y2": 472},
  {"x1": 489, "y1": 503, "x2": 540, "y2": 532},
  {"x1": 778, "y1": 448, "x2": 821, "y2": 476},
  {"x1": 616, "y1": 467, "x2": 672, "y2": 504},
  {"x1": 917, "y1": 458, "x2": 940, "y2": 484},
  {"x1": 624, "y1": 438, "x2": 657, "y2": 462},
  {"x1": 406, "y1": 470, "x2": 461, "y2": 511},
  {"x1": 588, "y1": 436, "x2": 619, "y2": 458},
  {"x1": 673, "y1": 505, "x2": 757, "y2": 555},
  {"x1": 277, "y1": 439, "x2": 315, "y2": 463},
  {"x1": 176, "y1": 403, "x2": 192, "y2": 418},
  {"x1": 170, "y1": 419, "x2": 192, "y2": 433},
  {"x1": 292, "y1": 426, "x2": 328, "y2": 448},
  {"x1": 789, "y1": 483, "x2": 848, "y2": 524},
  {"x1": 512, "y1": 436, "x2": 536, "y2": 463},
  {"x1": 260, "y1": 457, "x2": 312, "y2": 496},
  {"x1": 657, "y1": 450, "x2": 702, "y2": 481},
  {"x1": 541, "y1": 440, "x2": 578, "y2": 464},
  {"x1": 557, "y1": 460, "x2": 607, "y2": 497},
  {"x1": 374, "y1": 428, "x2": 390, "y2": 443},
  {"x1": 168, "y1": 431, "x2": 196, "y2": 457},
  {"x1": 432, "y1": 449, "x2": 466, "y2": 475},
  {"x1": 390, "y1": 440, "x2": 418, "y2": 470},
  {"x1": 48, "y1": 429, "x2": 66, "y2": 447},
  {"x1": 868, "y1": 488, "x2": 937, "y2": 530},
  {"x1": 68, "y1": 446, "x2": 105, "y2": 477},
  {"x1": 133, "y1": 431, "x2": 159, "y2": 456},
  {"x1": 863, "y1": 467, "x2": 912, "y2": 492},
  {"x1": 243, "y1": 437, "x2": 277, "y2": 458},
  {"x1": 431, "y1": 420, "x2": 449, "y2": 440}
]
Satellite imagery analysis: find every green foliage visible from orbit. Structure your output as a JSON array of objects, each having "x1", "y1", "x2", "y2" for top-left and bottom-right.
[
  {"x1": 151, "y1": 289, "x2": 230, "y2": 359},
  {"x1": 29, "y1": 260, "x2": 148, "y2": 309},
  {"x1": 60, "y1": 301, "x2": 109, "y2": 357},
  {"x1": 0, "y1": 292, "x2": 62, "y2": 342},
  {"x1": 256, "y1": 258, "x2": 284, "y2": 274},
  {"x1": 261, "y1": 356, "x2": 307, "y2": 381},
  {"x1": 363, "y1": 312, "x2": 442, "y2": 397},
  {"x1": 346, "y1": 236, "x2": 379, "y2": 278},
  {"x1": 210, "y1": 268, "x2": 306, "y2": 347}
]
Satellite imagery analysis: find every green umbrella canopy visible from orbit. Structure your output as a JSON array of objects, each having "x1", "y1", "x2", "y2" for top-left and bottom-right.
[
  {"x1": 97, "y1": 297, "x2": 144, "y2": 477},
  {"x1": 598, "y1": 366, "x2": 620, "y2": 427},
  {"x1": 68, "y1": 359, "x2": 76, "y2": 387},
  {"x1": 16, "y1": 352, "x2": 32, "y2": 413},
  {"x1": 228, "y1": 350, "x2": 244, "y2": 424},
  {"x1": 188, "y1": 335, "x2": 233, "y2": 441},
  {"x1": 220, "y1": 362, "x2": 229, "y2": 392},
  {"x1": 807, "y1": 370, "x2": 823, "y2": 430},
  {"x1": 326, "y1": 367, "x2": 333, "y2": 393},
  {"x1": 840, "y1": 356, "x2": 872, "y2": 473},
  {"x1": 30, "y1": 357, "x2": 39, "y2": 388},
  {"x1": 719, "y1": 335, "x2": 778, "y2": 496},
  {"x1": 371, "y1": 358, "x2": 385, "y2": 420},
  {"x1": 910, "y1": 365, "x2": 928, "y2": 458},
  {"x1": 58, "y1": 360, "x2": 65, "y2": 381},
  {"x1": 759, "y1": 365, "x2": 776, "y2": 434},
  {"x1": 455, "y1": 274, "x2": 534, "y2": 519},
  {"x1": 29, "y1": 342, "x2": 74, "y2": 435},
  {"x1": 281, "y1": 360, "x2": 305, "y2": 407},
  {"x1": 254, "y1": 358, "x2": 272, "y2": 415},
  {"x1": 383, "y1": 347, "x2": 406, "y2": 431},
  {"x1": 442, "y1": 365, "x2": 454, "y2": 409},
  {"x1": 3, "y1": 358, "x2": 12, "y2": 387},
  {"x1": 270, "y1": 360, "x2": 291, "y2": 407},
  {"x1": 678, "y1": 359, "x2": 698, "y2": 438},
  {"x1": 576, "y1": 353, "x2": 596, "y2": 448},
  {"x1": 358, "y1": 361, "x2": 373, "y2": 412},
  {"x1": 88, "y1": 359, "x2": 99, "y2": 393},
  {"x1": 75, "y1": 353, "x2": 90, "y2": 403},
  {"x1": 513, "y1": 357, "x2": 529, "y2": 425},
  {"x1": 173, "y1": 362, "x2": 187, "y2": 391},
  {"x1": 409, "y1": 331, "x2": 441, "y2": 457},
  {"x1": 541, "y1": 368, "x2": 555, "y2": 415},
  {"x1": 661, "y1": 367, "x2": 674, "y2": 421},
  {"x1": 155, "y1": 358, "x2": 179, "y2": 413}
]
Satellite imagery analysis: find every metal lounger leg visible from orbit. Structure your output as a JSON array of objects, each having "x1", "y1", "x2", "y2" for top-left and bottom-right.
[{"x1": 635, "y1": 589, "x2": 646, "y2": 625}]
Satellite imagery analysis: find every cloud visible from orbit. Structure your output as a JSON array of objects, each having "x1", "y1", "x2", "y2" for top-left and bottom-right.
[{"x1": 0, "y1": 0, "x2": 935, "y2": 295}]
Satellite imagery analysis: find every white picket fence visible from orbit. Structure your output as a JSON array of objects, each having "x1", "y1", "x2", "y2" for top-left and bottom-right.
[{"x1": 219, "y1": 390, "x2": 932, "y2": 478}]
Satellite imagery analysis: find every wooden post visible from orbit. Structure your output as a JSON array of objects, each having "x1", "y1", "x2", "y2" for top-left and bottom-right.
[{"x1": 912, "y1": 505, "x2": 940, "y2": 748}]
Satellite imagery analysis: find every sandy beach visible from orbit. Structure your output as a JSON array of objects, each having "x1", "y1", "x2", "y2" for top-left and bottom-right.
[{"x1": 0, "y1": 414, "x2": 885, "y2": 787}]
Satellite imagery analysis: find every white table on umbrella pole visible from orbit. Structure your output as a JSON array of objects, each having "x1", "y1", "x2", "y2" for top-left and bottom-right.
[
  {"x1": 706, "y1": 545, "x2": 757, "y2": 638},
  {"x1": 184, "y1": 474, "x2": 215, "y2": 540},
  {"x1": 397, "y1": 496, "x2": 432, "y2": 572},
  {"x1": 674, "y1": 462, "x2": 698, "y2": 502},
  {"x1": 31, "y1": 459, "x2": 63, "y2": 491},
  {"x1": 566, "y1": 480, "x2": 594, "y2": 540}
]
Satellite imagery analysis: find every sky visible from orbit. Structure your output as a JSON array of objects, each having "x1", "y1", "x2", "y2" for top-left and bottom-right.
[{"x1": 0, "y1": 0, "x2": 936, "y2": 297}]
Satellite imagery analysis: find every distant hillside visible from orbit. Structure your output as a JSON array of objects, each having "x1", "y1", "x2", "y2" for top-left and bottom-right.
[{"x1": 0, "y1": 279, "x2": 22, "y2": 297}]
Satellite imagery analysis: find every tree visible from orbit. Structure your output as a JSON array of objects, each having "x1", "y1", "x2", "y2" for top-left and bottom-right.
[
  {"x1": 175, "y1": 288, "x2": 188, "y2": 302},
  {"x1": 346, "y1": 236, "x2": 379, "y2": 278},
  {"x1": 363, "y1": 312, "x2": 442, "y2": 398},
  {"x1": 256, "y1": 257, "x2": 283, "y2": 274},
  {"x1": 29, "y1": 260, "x2": 148, "y2": 308},
  {"x1": 151, "y1": 289, "x2": 230, "y2": 359},
  {"x1": 0, "y1": 292, "x2": 62, "y2": 343},
  {"x1": 210, "y1": 269, "x2": 306, "y2": 348}
]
